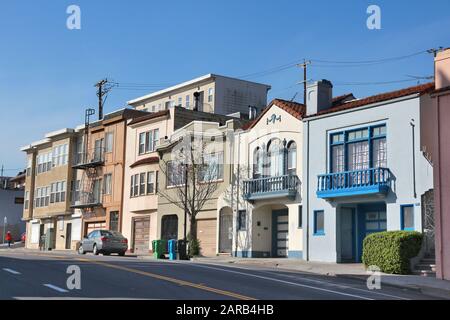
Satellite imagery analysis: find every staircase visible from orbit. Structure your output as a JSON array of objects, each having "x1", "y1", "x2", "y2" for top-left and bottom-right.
[{"x1": 412, "y1": 254, "x2": 436, "y2": 277}]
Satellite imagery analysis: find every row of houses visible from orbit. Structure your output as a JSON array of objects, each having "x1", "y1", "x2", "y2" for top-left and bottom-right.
[{"x1": 20, "y1": 50, "x2": 450, "y2": 280}]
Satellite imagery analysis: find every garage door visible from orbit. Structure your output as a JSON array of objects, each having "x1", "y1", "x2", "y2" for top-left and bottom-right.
[
  {"x1": 85, "y1": 222, "x2": 106, "y2": 236},
  {"x1": 133, "y1": 217, "x2": 150, "y2": 255},
  {"x1": 197, "y1": 219, "x2": 217, "y2": 257}
]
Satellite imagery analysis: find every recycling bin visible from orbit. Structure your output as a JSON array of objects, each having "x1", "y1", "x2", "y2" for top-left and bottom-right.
[
  {"x1": 177, "y1": 239, "x2": 188, "y2": 260},
  {"x1": 152, "y1": 239, "x2": 167, "y2": 259},
  {"x1": 168, "y1": 239, "x2": 177, "y2": 260}
]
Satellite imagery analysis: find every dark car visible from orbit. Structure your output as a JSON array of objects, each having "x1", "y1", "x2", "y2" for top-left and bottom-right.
[{"x1": 78, "y1": 230, "x2": 128, "y2": 256}]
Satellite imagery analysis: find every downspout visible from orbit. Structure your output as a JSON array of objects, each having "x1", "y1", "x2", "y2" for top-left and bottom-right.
[
  {"x1": 234, "y1": 131, "x2": 241, "y2": 257},
  {"x1": 306, "y1": 120, "x2": 310, "y2": 261},
  {"x1": 410, "y1": 119, "x2": 417, "y2": 198},
  {"x1": 437, "y1": 97, "x2": 444, "y2": 278}
]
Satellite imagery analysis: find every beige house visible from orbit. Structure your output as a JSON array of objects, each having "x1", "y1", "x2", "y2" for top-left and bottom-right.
[
  {"x1": 21, "y1": 128, "x2": 83, "y2": 250},
  {"x1": 156, "y1": 118, "x2": 245, "y2": 256},
  {"x1": 128, "y1": 74, "x2": 271, "y2": 116},
  {"x1": 217, "y1": 99, "x2": 305, "y2": 258},
  {"x1": 122, "y1": 106, "x2": 247, "y2": 255}
]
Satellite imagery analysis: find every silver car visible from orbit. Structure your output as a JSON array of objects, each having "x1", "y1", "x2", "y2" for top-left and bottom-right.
[{"x1": 78, "y1": 230, "x2": 128, "y2": 256}]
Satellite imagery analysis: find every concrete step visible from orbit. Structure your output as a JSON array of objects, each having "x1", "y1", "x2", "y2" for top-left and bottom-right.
[
  {"x1": 412, "y1": 270, "x2": 436, "y2": 277},
  {"x1": 414, "y1": 263, "x2": 436, "y2": 271},
  {"x1": 420, "y1": 258, "x2": 436, "y2": 264}
]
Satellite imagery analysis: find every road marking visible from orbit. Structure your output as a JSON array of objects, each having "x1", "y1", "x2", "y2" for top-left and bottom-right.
[
  {"x1": 192, "y1": 262, "x2": 411, "y2": 300},
  {"x1": 43, "y1": 284, "x2": 69, "y2": 293},
  {"x1": 2, "y1": 268, "x2": 21, "y2": 275},
  {"x1": 75, "y1": 258, "x2": 255, "y2": 300},
  {"x1": 184, "y1": 262, "x2": 374, "y2": 300}
]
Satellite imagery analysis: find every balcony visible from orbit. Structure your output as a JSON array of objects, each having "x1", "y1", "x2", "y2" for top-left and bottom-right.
[
  {"x1": 70, "y1": 191, "x2": 102, "y2": 209},
  {"x1": 243, "y1": 175, "x2": 300, "y2": 201},
  {"x1": 72, "y1": 147, "x2": 105, "y2": 169},
  {"x1": 316, "y1": 167, "x2": 392, "y2": 199}
]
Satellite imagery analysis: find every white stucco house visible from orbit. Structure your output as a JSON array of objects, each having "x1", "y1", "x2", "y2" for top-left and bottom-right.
[
  {"x1": 217, "y1": 99, "x2": 305, "y2": 258},
  {"x1": 301, "y1": 80, "x2": 435, "y2": 263}
]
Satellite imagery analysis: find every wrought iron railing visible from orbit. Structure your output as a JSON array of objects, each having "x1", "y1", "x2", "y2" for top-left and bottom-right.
[
  {"x1": 70, "y1": 191, "x2": 102, "y2": 208},
  {"x1": 73, "y1": 147, "x2": 105, "y2": 167},
  {"x1": 243, "y1": 174, "x2": 299, "y2": 199},
  {"x1": 317, "y1": 167, "x2": 392, "y2": 194}
]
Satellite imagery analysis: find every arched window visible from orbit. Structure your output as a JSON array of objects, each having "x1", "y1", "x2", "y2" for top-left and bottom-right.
[
  {"x1": 253, "y1": 147, "x2": 263, "y2": 179},
  {"x1": 267, "y1": 139, "x2": 284, "y2": 177},
  {"x1": 287, "y1": 141, "x2": 297, "y2": 175}
]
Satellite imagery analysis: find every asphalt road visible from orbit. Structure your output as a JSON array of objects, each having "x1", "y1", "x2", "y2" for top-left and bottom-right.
[{"x1": 0, "y1": 250, "x2": 440, "y2": 300}]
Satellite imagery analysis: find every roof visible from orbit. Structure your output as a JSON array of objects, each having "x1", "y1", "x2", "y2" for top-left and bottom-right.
[
  {"x1": 89, "y1": 108, "x2": 149, "y2": 128},
  {"x1": 127, "y1": 73, "x2": 271, "y2": 105},
  {"x1": 332, "y1": 93, "x2": 355, "y2": 106},
  {"x1": 306, "y1": 82, "x2": 435, "y2": 118},
  {"x1": 130, "y1": 156, "x2": 159, "y2": 168},
  {"x1": 246, "y1": 98, "x2": 306, "y2": 130},
  {"x1": 128, "y1": 109, "x2": 170, "y2": 126}
]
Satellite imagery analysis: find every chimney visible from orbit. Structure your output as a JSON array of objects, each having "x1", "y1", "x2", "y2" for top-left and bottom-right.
[
  {"x1": 435, "y1": 48, "x2": 450, "y2": 90},
  {"x1": 306, "y1": 79, "x2": 333, "y2": 116}
]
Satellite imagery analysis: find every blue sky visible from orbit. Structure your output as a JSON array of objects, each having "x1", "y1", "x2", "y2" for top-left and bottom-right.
[{"x1": 0, "y1": 0, "x2": 449, "y2": 172}]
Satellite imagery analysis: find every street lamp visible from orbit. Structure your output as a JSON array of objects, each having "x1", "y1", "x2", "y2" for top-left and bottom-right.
[{"x1": 2, "y1": 216, "x2": 7, "y2": 244}]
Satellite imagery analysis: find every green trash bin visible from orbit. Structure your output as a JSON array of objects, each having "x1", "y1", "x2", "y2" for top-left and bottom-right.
[{"x1": 152, "y1": 239, "x2": 167, "y2": 259}]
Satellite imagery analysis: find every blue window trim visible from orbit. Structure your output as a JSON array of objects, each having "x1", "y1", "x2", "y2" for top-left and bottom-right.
[
  {"x1": 329, "y1": 124, "x2": 387, "y2": 174},
  {"x1": 313, "y1": 210, "x2": 325, "y2": 236},
  {"x1": 400, "y1": 204, "x2": 414, "y2": 231}
]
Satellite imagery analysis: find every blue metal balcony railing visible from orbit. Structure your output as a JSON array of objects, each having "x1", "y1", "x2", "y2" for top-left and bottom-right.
[
  {"x1": 243, "y1": 174, "x2": 299, "y2": 201},
  {"x1": 316, "y1": 167, "x2": 392, "y2": 199}
]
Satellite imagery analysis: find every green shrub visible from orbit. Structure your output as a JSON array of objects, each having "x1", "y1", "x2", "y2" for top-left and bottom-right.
[
  {"x1": 188, "y1": 237, "x2": 202, "y2": 257},
  {"x1": 362, "y1": 231, "x2": 423, "y2": 274}
]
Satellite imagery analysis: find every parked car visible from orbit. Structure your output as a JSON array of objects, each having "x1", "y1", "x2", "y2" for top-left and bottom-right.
[
  {"x1": 78, "y1": 230, "x2": 128, "y2": 256},
  {"x1": 21, "y1": 232, "x2": 26, "y2": 243}
]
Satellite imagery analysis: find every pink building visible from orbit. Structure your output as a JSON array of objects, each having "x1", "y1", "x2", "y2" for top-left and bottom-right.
[{"x1": 428, "y1": 48, "x2": 450, "y2": 280}]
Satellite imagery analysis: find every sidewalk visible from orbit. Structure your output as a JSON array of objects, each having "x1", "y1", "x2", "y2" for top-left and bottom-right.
[{"x1": 190, "y1": 255, "x2": 450, "y2": 299}]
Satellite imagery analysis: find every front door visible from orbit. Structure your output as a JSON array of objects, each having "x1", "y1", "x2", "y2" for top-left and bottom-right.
[
  {"x1": 219, "y1": 210, "x2": 233, "y2": 253},
  {"x1": 340, "y1": 208, "x2": 356, "y2": 262},
  {"x1": 272, "y1": 209, "x2": 289, "y2": 257},
  {"x1": 161, "y1": 215, "x2": 178, "y2": 240},
  {"x1": 357, "y1": 203, "x2": 387, "y2": 261},
  {"x1": 65, "y1": 223, "x2": 72, "y2": 249}
]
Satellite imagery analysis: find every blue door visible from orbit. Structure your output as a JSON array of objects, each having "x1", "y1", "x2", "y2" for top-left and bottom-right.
[
  {"x1": 272, "y1": 209, "x2": 289, "y2": 257},
  {"x1": 356, "y1": 203, "x2": 387, "y2": 262}
]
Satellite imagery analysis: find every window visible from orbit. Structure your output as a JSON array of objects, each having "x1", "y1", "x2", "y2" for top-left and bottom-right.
[
  {"x1": 109, "y1": 211, "x2": 119, "y2": 232},
  {"x1": 330, "y1": 124, "x2": 387, "y2": 174},
  {"x1": 167, "y1": 161, "x2": 185, "y2": 187},
  {"x1": 52, "y1": 144, "x2": 68, "y2": 167},
  {"x1": 287, "y1": 141, "x2": 297, "y2": 175},
  {"x1": 267, "y1": 139, "x2": 284, "y2": 177},
  {"x1": 36, "y1": 152, "x2": 53, "y2": 174},
  {"x1": 71, "y1": 180, "x2": 80, "y2": 202},
  {"x1": 185, "y1": 95, "x2": 190, "y2": 109},
  {"x1": 147, "y1": 171, "x2": 155, "y2": 194},
  {"x1": 133, "y1": 174, "x2": 139, "y2": 197},
  {"x1": 50, "y1": 181, "x2": 66, "y2": 203},
  {"x1": 314, "y1": 210, "x2": 325, "y2": 235},
  {"x1": 130, "y1": 175, "x2": 135, "y2": 197},
  {"x1": 401, "y1": 205, "x2": 414, "y2": 231},
  {"x1": 139, "y1": 129, "x2": 160, "y2": 155},
  {"x1": 178, "y1": 97, "x2": 182, "y2": 106},
  {"x1": 208, "y1": 88, "x2": 214, "y2": 103},
  {"x1": 34, "y1": 187, "x2": 50, "y2": 208},
  {"x1": 253, "y1": 147, "x2": 263, "y2": 179},
  {"x1": 24, "y1": 191, "x2": 29, "y2": 210},
  {"x1": 201, "y1": 152, "x2": 224, "y2": 181},
  {"x1": 93, "y1": 179, "x2": 102, "y2": 203},
  {"x1": 238, "y1": 210, "x2": 247, "y2": 230},
  {"x1": 105, "y1": 132, "x2": 114, "y2": 153},
  {"x1": 94, "y1": 139, "x2": 104, "y2": 162},
  {"x1": 26, "y1": 158, "x2": 32, "y2": 176},
  {"x1": 298, "y1": 205, "x2": 303, "y2": 228},
  {"x1": 104, "y1": 174, "x2": 112, "y2": 195},
  {"x1": 139, "y1": 173, "x2": 146, "y2": 195}
]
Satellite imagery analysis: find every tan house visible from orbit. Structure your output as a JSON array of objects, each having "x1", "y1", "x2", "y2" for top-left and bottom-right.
[
  {"x1": 156, "y1": 118, "x2": 246, "y2": 256},
  {"x1": 71, "y1": 108, "x2": 147, "y2": 237},
  {"x1": 21, "y1": 128, "x2": 82, "y2": 250},
  {"x1": 122, "y1": 106, "x2": 248, "y2": 255},
  {"x1": 128, "y1": 73, "x2": 271, "y2": 116}
]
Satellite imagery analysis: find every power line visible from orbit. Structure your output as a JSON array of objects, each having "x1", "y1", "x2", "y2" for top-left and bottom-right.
[
  {"x1": 309, "y1": 50, "x2": 428, "y2": 65},
  {"x1": 333, "y1": 78, "x2": 431, "y2": 87}
]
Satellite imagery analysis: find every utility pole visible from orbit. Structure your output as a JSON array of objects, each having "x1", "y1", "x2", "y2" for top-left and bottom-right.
[
  {"x1": 427, "y1": 47, "x2": 444, "y2": 58},
  {"x1": 95, "y1": 79, "x2": 113, "y2": 120},
  {"x1": 1, "y1": 165, "x2": 3, "y2": 189},
  {"x1": 297, "y1": 59, "x2": 311, "y2": 105}
]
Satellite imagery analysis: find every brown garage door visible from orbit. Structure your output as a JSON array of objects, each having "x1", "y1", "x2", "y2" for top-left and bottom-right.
[
  {"x1": 85, "y1": 222, "x2": 106, "y2": 236},
  {"x1": 197, "y1": 219, "x2": 217, "y2": 257},
  {"x1": 133, "y1": 217, "x2": 150, "y2": 255}
]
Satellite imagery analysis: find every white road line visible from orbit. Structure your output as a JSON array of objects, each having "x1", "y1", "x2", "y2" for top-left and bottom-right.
[
  {"x1": 179, "y1": 262, "x2": 374, "y2": 300},
  {"x1": 2, "y1": 268, "x2": 21, "y2": 275},
  {"x1": 43, "y1": 284, "x2": 69, "y2": 293},
  {"x1": 185, "y1": 262, "x2": 411, "y2": 300}
]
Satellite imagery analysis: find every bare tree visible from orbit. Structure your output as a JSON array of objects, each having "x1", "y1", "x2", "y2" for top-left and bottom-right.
[{"x1": 158, "y1": 133, "x2": 223, "y2": 252}]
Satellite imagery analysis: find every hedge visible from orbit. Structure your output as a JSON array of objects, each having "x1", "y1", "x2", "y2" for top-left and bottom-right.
[{"x1": 362, "y1": 231, "x2": 423, "y2": 274}]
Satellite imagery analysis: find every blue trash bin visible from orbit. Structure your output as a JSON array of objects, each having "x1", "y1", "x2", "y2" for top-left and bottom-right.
[{"x1": 168, "y1": 239, "x2": 177, "y2": 260}]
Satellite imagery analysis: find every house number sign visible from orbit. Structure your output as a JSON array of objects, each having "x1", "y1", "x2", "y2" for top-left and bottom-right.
[{"x1": 267, "y1": 114, "x2": 281, "y2": 125}]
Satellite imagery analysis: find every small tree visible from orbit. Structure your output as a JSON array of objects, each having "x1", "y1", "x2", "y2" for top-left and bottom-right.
[{"x1": 158, "y1": 132, "x2": 222, "y2": 256}]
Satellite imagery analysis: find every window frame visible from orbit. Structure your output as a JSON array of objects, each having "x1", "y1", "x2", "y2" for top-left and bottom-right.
[
  {"x1": 313, "y1": 210, "x2": 325, "y2": 236},
  {"x1": 400, "y1": 204, "x2": 415, "y2": 231},
  {"x1": 105, "y1": 132, "x2": 114, "y2": 153},
  {"x1": 238, "y1": 210, "x2": 247, "y2": 231}
]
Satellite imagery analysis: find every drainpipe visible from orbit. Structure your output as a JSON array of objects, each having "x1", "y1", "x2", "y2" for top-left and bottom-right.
[
  {"x1": 305, "y1": 120, "x2": 310, "y2": 261},
  {"x1": 234, "y1": 131, "x2": 241, "y2": 257},
  {"x1": 410, "y1": 120, "x2": 417, "y2": 198}
]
